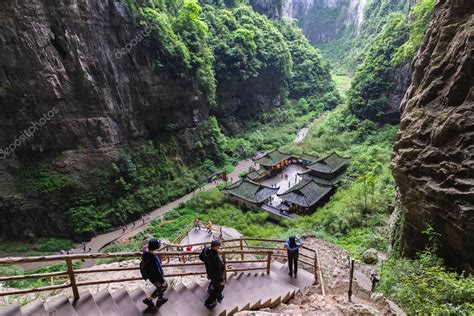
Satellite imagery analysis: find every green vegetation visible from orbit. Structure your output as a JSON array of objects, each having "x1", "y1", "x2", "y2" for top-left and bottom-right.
[
  {"x1": 343, "y1": 0, "x2": 434, "y2": 122},
  {"x1": 0, "y1": 261, "x2": 82, "y2": 289},
  {"x1": 139, "y1": 189, "x2": 288, "y2": 241},
  {"x1": 16, "y1": 163, "x2": 77, "y2": 194},
  {"x1": 0, "y1": 238, "x2": 74, "y2": 253},
  {"x1": 332, "y1": 75, "x2": 352, "y2": 98},
  {"x1": 276, "y1": 21, "x2": 337, "y2": 105},
  {"x1": 379, "y1": 228, "x2": 474, "y2": 314},
  {"x1": 392, "y1": 0, "x2": 436, "y2": 65},
  {"x1": 347, "y1": 13, "x2": 409, "y2": 121},
  {"x1": 67, "y1": 119, "x2": 227, "y2": 237}
]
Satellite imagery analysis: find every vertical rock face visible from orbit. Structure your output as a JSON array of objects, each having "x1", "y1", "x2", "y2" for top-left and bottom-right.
[
  {"x1": 392, "y1": 0, "x2": 474, "y2": 272},
  {"x1": 249, "y1": 0, "x2": 284, "y2": 19},
  {"x1": 0, "y1": 0, "x2": 208, "y2": 157},
  {"x1": 281, "y1": 0, "x2": 367, "y2": 44}
]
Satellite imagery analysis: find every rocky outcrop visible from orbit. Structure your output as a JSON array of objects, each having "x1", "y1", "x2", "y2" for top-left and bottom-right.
[
  {"x1": 213, "y1": 69, "x2": 284, "y2": 133},
  {"x1": 0, "y1": 0, "x2": 208, "y2": 157},
  {"x1": 392, "y1": 0, "x2": 474, "y2": 272},
  {"x1": 249, "y1": 0, "x2": 284, "y2": 19},
  {"x1": 282, "y1": 0, "x2": 367, "y2": 44}
]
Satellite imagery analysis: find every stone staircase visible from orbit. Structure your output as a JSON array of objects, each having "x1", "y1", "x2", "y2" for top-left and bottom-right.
[{"x1": 0, "y1": 261, "x2": 315, "y2": 316}]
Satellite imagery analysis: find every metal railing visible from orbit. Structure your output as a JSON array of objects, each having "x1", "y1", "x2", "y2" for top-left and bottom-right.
[{"x1": 0, "y1": 237, "x2": 325, "y2": 301}]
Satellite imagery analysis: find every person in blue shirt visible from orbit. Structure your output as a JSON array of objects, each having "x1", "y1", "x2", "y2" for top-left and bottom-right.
[
  {"x1": 284, "y1": 236, "x2": 303, "y2": 278},
  {"x1": 141, "y1": 238, "x2": 168, "y2": 308}
]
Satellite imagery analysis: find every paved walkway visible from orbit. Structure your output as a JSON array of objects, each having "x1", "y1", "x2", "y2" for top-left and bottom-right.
[
  {"x1": 10, "y1": 159, "x2": 254, "y2": 270},
  {"x1": 260, "y1": 164, "x2": 306, "y2": 206}
]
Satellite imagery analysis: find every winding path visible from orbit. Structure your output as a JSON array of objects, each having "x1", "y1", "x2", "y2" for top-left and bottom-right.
[
  {"x1": 12, "y1": 159, "x2": 254, "y2": 270},
  {"x1": 8, "y1": 113, "x2": 322, "y2": 270}
]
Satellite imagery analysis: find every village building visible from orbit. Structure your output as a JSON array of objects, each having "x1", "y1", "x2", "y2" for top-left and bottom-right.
[
  {"x1": 254, "y1": 149, "x2": 292, "y2": 176},
  {"x1": 299, "y1": 153, "x2": 319, "y2": 166},
  {"x1": 277, "y1": 179, "x2": 333, "y2": 214},
  {"x1": 223, "y1": 150, "x2": 351, "y2": 219},
  {"x1": 299, "y1": 152, "x2": 350, "y2": 186},
  {"x1": 222, "y1": 178, "x2": 278, "y2": 211}
]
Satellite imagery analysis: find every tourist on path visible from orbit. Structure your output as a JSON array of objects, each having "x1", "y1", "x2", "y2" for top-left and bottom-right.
[
  {"x1": 194, "y1": 218, "x2": 201, "y2": 230},
  {"x1": 284, "y1": 236, "x2": 303, "y2": 278},
  {"x1": 141, "y1": 238, "x2": 168, "y2": 308},
  {"x1": 207, "y1": 221, "x2": 213, "y2": 235},
  {"x1": 200, "y1": 240, "x2": 225, "y2": 309}
]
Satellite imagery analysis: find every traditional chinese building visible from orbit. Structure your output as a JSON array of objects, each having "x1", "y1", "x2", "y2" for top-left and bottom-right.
[
  {"x1": 254, "y1": 149, "x2": 292, "y2": 176},
  {"x1": 299, "y1": 152, "x2": 350, "y2": 186},
  {"x1": 277, "y1": 179, "x2": 333, "y2": 214},
  {"x1": 222, "y1": 178, "x2": 278, "y2": 211}
]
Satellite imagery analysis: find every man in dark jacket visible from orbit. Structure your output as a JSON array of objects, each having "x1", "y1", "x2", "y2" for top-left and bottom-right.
[
  {"x1": 199, "y1": 239, "x2": 225, "y2": 309},
  {"x1": 141, "y1": 238, "x2": 168, "y2": 308},
  {"x1": 284, "y1": 235, "x2": 303, "y2": 278}
]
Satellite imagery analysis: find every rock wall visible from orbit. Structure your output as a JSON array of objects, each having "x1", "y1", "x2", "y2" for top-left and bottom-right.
[
  {"x1": 0, "y1": 0, "x2": 284, "y2": 239},
  {"x1": 392, "y1": 0, "x2": 474, "y2": 272},
  {"x1": 249, "y1": 0, "x2": 284, "y2": 19},
  {"x1": 281, "y1": 0, "x2": 367, "y2": 44}
]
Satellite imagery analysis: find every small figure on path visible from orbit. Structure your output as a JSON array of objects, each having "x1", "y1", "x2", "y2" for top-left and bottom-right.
[
  {"x1": 193, "y1": 218, "x2": 201, "y2": 230},
  {"x1": 133, "y1": 222, "x2": 136, "y2": 228},
  {"x1": 122, "y1": 226, "x2": 126, "y2": 233},
  {"x1": 82, "y1": 242, "x2": 87, "y2": 252},
  {"x1": 207, "y1": 221, "x2": 213, "y2": 235},
  {"x1": 140, "y1": 238, "x2": 168, "y2": 309},
  {"x1": 371, "y1": 273, "x2": 380, "y2": 292},
  {"x1": 284, "y1": 236, "x2": 303, "y2": 278},
  {"x1": 199, "y1": 240, "x2": 225, "y2": 309}
]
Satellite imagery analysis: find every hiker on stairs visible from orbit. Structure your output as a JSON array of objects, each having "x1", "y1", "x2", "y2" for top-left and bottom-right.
[
  {"x1": 285, "y1": 236, "x2": 303, "y2": 278},
  {"x1": 140, "y1": 238, "x2": 169, "y2": 309},
  {"x1": 200, "y1": 239, "x2": 225, "y2": 310}
]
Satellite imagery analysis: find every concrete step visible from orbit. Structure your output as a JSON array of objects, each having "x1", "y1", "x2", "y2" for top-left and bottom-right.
[
  {"x1": 0, "y1": 304, "x2": 21, "y2": 316},
  {"x1": 45, "y1": 295, "x2": 78, "y2": 316},
  {"x1": 71, "y1": 291, "x2": 102, "y2": 316},
  {"x1": 272, "y1": 263, "x2": 315, "y2": 289},
  {"x1": 191, "y1": 278, "x2": 243, "y2": 315},
  {"x1": 94, "y1": 289, "x2": 122, "y2": 316},
  {"x1": 156, "y1": 287, "x2": 183, "y2": 316},
  {"x1": 110, "y1": 289, "x2": 142, "y2": 316},
  {"x1": 175, "y1": 283, "x2": 214, "y2": 315},
  {"x1": 237, "y1": 273, "x2": 287, "y2": 308},
  {"x1": 20, "y1": 300, "x2": 46, "y2": 316}
]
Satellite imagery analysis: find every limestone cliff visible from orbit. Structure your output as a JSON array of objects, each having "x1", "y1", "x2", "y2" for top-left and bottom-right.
[
  {"x1": 282, "y1": 0, "x2": 368, "y2": 44},
  {"x1": 392, "y1": 0, "x2": 474, "y2": 272},
  {"x1": 0, "y1": 0, "x2": 287, "y2": 239}
]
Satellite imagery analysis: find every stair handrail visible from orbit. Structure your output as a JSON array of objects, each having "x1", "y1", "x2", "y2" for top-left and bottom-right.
[
  {"x1": 0, "y1": 237, "x2": 325, "y2": 300},
  {"x1": 0, "y1": 249, "x2": 273, "y2": 301}
]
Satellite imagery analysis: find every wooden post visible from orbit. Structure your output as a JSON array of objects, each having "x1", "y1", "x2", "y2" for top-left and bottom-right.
[
  {"x1": 266, "y1": 253, "x2": 271, "y2": 275},
  {"x1": 348, "y1": 259, "x2": 355, "y2": 303},
  {"x1": 66, "y1": 258, "x2": 79, "y2": 302},
  {"x1": 222, "y1": 254, "x2": 227, "y2": 282},
  {"x1": 239, "y1": 240, "x2": 244, "y2": 261},
  {"x1": 314, "y1": 251, "x2": 318, "y2": 284}
]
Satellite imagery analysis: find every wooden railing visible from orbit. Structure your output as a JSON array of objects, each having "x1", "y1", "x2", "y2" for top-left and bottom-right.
[{"x1": 0, "y1": 237, "x2": 324, "y2": 301}]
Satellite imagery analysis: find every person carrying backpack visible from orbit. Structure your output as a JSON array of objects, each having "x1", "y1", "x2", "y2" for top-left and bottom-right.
[
  {"x1": 140, "y1": 238, "x2": 168, "y2": 308},
  {"x1": 199, "y1": 239, "x2": 225, "y2": 309},
  {"x1": 284, "y1": 236, "x2": 303, "y2": 278}
]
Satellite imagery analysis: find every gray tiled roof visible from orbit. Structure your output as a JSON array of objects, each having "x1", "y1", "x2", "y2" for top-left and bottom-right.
[
  {"x1": 305, "y1": 152, "x2": 350, "y2": 174},
  {"x1": 300, "y1": 153, "x2": 319, "y2": 163},
  {"x1": 246, "y1": 168, "x2": 266, "y2": 180},
  {"x1": 255, "y1": 149, "x2": 292, "y2": 167},
  {"x1": 223, "y1": 179, "x2": 278, "y2": 203},
  {"x1": 301, "y1": 170, "x2": 348, "y2": 186},
  {"x1": 277, "y1": 179, "x2": 332, "y2": 207}
]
